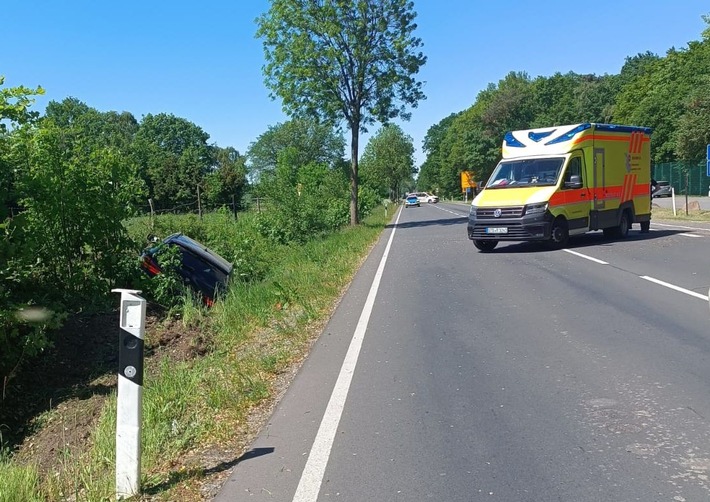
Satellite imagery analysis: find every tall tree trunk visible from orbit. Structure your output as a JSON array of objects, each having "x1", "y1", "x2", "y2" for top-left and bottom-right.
[{"x1": 349, "y1": 124, "x2": 360, "y2": 225}]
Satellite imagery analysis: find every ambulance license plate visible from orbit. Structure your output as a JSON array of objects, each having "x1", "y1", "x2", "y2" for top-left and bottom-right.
[{"x1": 486, "y1": 227, "x2": 508, "y2": 234}]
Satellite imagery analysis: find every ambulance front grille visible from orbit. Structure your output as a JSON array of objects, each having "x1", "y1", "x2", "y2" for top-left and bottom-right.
[{"x1": 475, "y1": 206, "x2": 525, "y2": 219}]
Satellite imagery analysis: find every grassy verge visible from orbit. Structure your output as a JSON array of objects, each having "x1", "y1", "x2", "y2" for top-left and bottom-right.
[
  {"x1": 0, "y1": 207, "x2": 392, "y2": 501},
  {"x1": 652, "y1": 207, "x2": 710, "y2": 222}
]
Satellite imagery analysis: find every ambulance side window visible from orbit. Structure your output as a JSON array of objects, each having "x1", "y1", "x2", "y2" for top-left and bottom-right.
[{"x1": 564, "y1": 156, "x2": 583, "y2": 187}]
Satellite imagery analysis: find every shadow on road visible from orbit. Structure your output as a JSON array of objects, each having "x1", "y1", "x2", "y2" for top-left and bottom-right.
[
  {"x1": 387, "y1": 216, "x2": 468, "y2": 229},
  {"x1": 476, "y1": 228, "x2": 687, "y2": 254}
]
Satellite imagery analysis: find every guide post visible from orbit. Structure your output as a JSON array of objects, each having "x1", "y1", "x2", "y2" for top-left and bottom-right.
[{"x1": 112, "y1": 288, "x2": 146, "y2": 499}]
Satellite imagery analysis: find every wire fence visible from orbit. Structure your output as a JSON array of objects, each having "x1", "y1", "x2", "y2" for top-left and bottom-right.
[
  {"x1": 653, "y1": 161, "x2": 710, "y2": 196},
  {"x1": 140, "y1": 194, "x2": 273, "y2": 218}
]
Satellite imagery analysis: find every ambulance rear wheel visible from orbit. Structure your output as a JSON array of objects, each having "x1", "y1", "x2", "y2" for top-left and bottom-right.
[
  {"x1": 549, "y1": 218, "x2": 569, "y2": 248},
  {"x1": 617, "y1": 211, "x2": 630, "y2": 238},
  {"x1": 473, "y1": 240, "x2": 498, "y2": 252},
  {"x1": 640, "y1": 221, "x2": 650, "y2": 233}
]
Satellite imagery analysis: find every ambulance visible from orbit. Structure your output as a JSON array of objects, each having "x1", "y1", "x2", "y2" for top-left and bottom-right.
[{"x1": 467, "y1": 123, "x2": 652, "y2": 252}]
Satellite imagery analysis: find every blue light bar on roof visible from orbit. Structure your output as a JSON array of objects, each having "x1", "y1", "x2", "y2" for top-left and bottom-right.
[
  {"x1": 545, "y1": 123, "x2": 592, "y2": 145},
  {"x1": 528, "y1": 130, "x2": 554, "y2": 142},
  {"x1": 504, "y1": 131, "x2": 525, "y2": 148}
]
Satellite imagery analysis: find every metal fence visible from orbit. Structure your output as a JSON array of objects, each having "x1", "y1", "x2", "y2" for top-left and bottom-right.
[{"x1": 653, "y1": 161, "x2": 710, "y2": 196}]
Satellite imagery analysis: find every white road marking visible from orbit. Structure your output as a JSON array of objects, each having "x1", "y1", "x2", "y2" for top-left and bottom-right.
[
  {"x1": 640, "y1": 276, "x2": 709, "y2": 301},
  {"x1": 679, "y1": 233, "x2": 702, "y2": 238},
  {"x1": 562, "y1": 250, "x2": 708, "y2": 302},
  {"x1": 292, "y1": 205, "x2": 402, "y2": 502},
  {"x1": 563, "y1": 249, "x2": 609, "y2": 264}
]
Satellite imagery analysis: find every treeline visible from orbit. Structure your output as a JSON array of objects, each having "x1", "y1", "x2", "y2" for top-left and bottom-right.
[
  {"x1": 418, "y1": 16, "x2": 710, "y2": 197},
  {"x1": 0, "y1": 87, "x2": 384, "y2": 387}
]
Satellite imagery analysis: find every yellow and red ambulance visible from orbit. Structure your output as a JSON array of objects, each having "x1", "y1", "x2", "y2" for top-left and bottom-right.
[{"x1": 467, "y1": 123, "x2": 652, "y2": 252}]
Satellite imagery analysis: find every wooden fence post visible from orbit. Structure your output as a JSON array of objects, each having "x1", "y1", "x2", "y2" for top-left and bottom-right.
[
  {"x1": 197, "y1": 185, "x2": 203, "y2": 219},
  {"x1": 148, "y1": 198, "x2": 154, "y2": 231}
]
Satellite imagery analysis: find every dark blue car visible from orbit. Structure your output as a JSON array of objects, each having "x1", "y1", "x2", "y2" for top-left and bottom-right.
[{"x1": 141, "y1": 233, "x2": 233, "y2": 306}]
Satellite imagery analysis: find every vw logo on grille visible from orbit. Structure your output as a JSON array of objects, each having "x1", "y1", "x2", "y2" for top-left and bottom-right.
[{"x1": 493, "y1": 208, "x2": 502, "y2": 218}]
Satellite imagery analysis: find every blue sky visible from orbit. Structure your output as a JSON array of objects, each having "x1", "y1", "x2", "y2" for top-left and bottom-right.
[{"x1": 3, "y1": 1, "x2": 708, "y2": 167}]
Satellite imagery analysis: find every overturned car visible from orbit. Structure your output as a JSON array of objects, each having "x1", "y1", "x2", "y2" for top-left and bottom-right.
[{"x1": 141, "y1": 233, "x2": 233, "y2": 306}]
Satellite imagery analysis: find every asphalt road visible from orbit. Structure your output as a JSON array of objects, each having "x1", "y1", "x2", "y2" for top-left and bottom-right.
[{"x1": 214, "y1": 202, "x2": 710, "y2": 501}]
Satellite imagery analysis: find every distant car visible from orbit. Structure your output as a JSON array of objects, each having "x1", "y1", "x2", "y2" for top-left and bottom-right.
[
  {"x1": 652, "y1": 181, "x2": 672, "y2": 198},
  {"x1": 141, "y1": 233, "x2": 233, "y2": 306},
  {"x1": 411, "y1": 191, "x2": 438, "y2": 204},
  {"x1": 404, "y1": 194, "x2": 420, "y2": 207}
]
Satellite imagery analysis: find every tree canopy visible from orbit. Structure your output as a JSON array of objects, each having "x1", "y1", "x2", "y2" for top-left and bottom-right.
[
  {"x1": 133, "y1": 113, "x2": 213, "y2": 210},
  {"x1": 359, "y1": 124, "x2": 415, "y2": 199},
  {"x1": 246, "y1": 118, "x2": 345, "y2": 181},
  {"x1": 256, "y1": 0, "x2": 427, "y2": 224}
]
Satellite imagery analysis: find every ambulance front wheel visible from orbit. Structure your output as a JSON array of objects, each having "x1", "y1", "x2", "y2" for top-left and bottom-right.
[
  {"x1": 549, "y1": 218, "x2": 569, "y2": 248},
  {"x1": 473, "y1": 240, "x2": 498, "y2": 252}
]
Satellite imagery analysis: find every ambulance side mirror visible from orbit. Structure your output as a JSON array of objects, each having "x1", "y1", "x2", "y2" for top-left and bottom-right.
[{"x1": 564, "y1": 175, "x2": 582, "y2": 189}]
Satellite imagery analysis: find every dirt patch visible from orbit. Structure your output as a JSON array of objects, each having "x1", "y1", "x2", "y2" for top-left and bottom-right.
[{"x1": 0, "y1": 306, "x2": 209, "y2": 481}]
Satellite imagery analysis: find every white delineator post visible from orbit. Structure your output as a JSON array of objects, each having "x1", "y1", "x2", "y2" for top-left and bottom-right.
[{"x1": 112, "y1": 288, "x2": 146, "y2": 499}]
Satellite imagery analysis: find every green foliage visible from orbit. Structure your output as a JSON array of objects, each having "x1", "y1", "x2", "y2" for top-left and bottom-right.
[
  {"x1": 2, "y1": 96, "x2": 145, "y2": 385},
  {"x1": 141, "y1": 243, "x2": 188, "y2": 309},
  {"x1": 133, "y1": 113, "x2": 213, "y2": 210},
  {"x1": 359, "y1": 124, "x2": 416, "y2": 199},
  {"x1": 202, "y1": 146, "x2": 248, "y2": 210},
  {"x1": 1, "y1": 78, "x2": 45, "y2": 220},
  {"x1": 674, "y1": 75, "x2": 710, "y2": 160},
  {"x1": 198, "y1": 210, "x2": 274, "y2": 284},
  {"x1": 357, "y1": 185, "x2": 382, "y2": 219},
  {"x1": 0, "y1": 76, "x2": 44, "y2": 133},
  {"x1": 0, "y1": 458, "x2": 43, "y2": 502},
  {"x1": 247, "y1": 118, "x2": 345, "y2": 181},
  {"x1": 254, "y1": 155, "x2": 351, "y2": 244},
  {"x1": 0, "y1": 217, "x2": 65, "y2": 387},
  {"x1": 256, "y1": 0, "x2": 427, "y2": 224},
  {"x1": 417, "y1": 113, "x2": 459, "y2": 196},
  {"x1": 15, "y1": 120, "x2": 142, "y2": 301}
]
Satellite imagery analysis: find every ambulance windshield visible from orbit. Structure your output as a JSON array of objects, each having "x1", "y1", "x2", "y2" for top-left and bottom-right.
[{"x1": 485, "y1": 157, "x2": 565, "y2": 188}]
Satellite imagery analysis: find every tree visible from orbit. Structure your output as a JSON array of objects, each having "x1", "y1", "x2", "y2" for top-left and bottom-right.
[
  {"x1": 613, "y1": 47, "x2": 697, "y2": 162},
  {"x1": 1, "y1": 77, "x2": 44, "y2": 218},
  {"x1": 133, "y1": 113, "x2": 212, "y2": 210},
  {"x1": 247, "y1": 118, "x2": 345, "y2": 181},
  {"x1": 0, "y1": 76, "x2": 44, "y2": 134},
  {"x1": 417, "y1": 113, "x2": 458, "y2": 194},
  {"x1": 0, "y1": 77, "x2": 45, "y2": 384},
  {"x1": 203, "y1": 146, "x2": 248, "y2": 208},
  {"x1": 46, "y1": 98, "x2": 139, "y2": 148},
  {"x1": 256, "y1": 0, "x2": 426, "y2": 224},
  {"x1": 480, "y1": 72, "x2": 534, "y2": 134},
  {"x1": 675, "y1": 75, "x2": 710, "y2": 161},
  {"x1": 359, "y1": 124, "x2": 415, "y2": 199},
  {"x1": 439, "y1": 106, "x2": 499, "y2": 197}
]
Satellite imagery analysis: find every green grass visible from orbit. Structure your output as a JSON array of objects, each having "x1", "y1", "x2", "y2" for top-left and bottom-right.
[
  {"x1": 0, "y1": 459, "x2": 43, "y2": 502},
  {"x1": 1, "y1": 207, "x2": 391, "y2": 500},
  {"x1": 652, "y1": 207, "x2": 710, "y2": 222}
]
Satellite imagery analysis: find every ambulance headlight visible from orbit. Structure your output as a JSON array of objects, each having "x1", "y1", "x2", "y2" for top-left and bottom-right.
[
  {"x1": 524, "y1": 202, "x2": 548, "y2": 215},
  {"x1": 469, "y1": 204, "x2": 477, "y2": 216}
]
